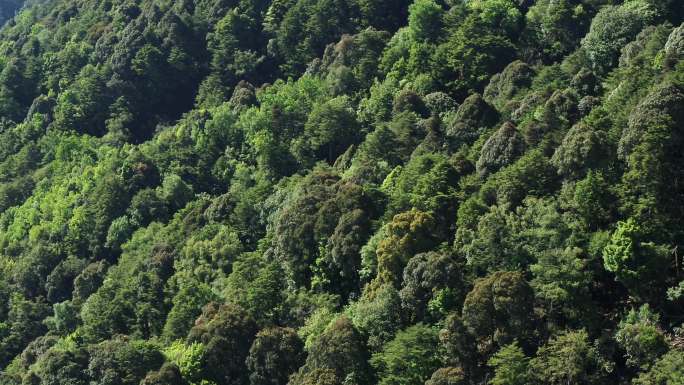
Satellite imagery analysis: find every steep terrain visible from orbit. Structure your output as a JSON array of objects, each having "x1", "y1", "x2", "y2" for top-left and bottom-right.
[{"x1": 0, "y1": 0, "x2": 683, "y2": 384}]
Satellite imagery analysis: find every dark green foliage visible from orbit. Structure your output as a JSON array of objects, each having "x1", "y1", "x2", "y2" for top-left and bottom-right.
[
  {"x1": 439, "y1": 314, "x2": 478, "y2": 376},
  {"x1": 461, "y1": 271, "x2": 535, "y2": 356},
  {"x1": 246, "y1": 327, "x2": 306, "y2": 385},
  {"x1": 445, "y1": 93, "x2": 499, "y2": 147},
  {"x1": 476, "y1": 121, "x2": 526, "y2": 177},
  {"x1": 0, "y1": 295, "x2": 50, "y2": 367},
  {"x1": 141, "y1": 363, "x2": 189, "y2": 385},
  {"x1": 484, "y1": 61, "x2": 535, "y2": 112},
  {"x1": 399, "y1": 249, "x2": 463, "y2": 323},
  {"x1": 551, "y1": 121, "x2": 609, "y2": 179},
  {"x1": 438, "y1": 15, "x2": 516, "y2": 99},
  {"x1": 376, "y1": 209, "x2": 438, "y2": 286},
  {"x1": 522, "y1": 0, "x2": 590, "y2": 62},
  {"x1": 348, "y1": 283, "x2": 402, "y2": 351},
  {"x1": 187, "y1": 303, "x2": 259, "y2": 385},
  {"x1": 87, "y1": 337, "x2": 165, "y2": 385},
  {"x1": 163, "y1": 281, "x2": 218, "y2": 341},
  {"x1": 292, "y1": 316, "x2": 372, "y2": 385},
  {"x1": 292, "y1": 96, "x2": 361, "y2": 166}
]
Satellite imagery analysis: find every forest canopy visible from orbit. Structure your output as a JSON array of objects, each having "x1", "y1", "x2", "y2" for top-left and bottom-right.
[{"x1": 0, "y1": 0, "x2": 683, "y2": 384}]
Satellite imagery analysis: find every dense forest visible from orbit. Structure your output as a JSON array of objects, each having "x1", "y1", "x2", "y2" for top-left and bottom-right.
[{"x1": 0, "y1": 0, "x2": 682, "y2": 384}]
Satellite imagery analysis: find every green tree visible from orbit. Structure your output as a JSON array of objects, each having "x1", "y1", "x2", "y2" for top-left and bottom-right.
[
  {"x1": 291, "y1": 96, "x2": 361, "y2": 167},
  {"x1": 293, "y1": 316, "x2": 372, "y2": 385},
  {"x1": 187, "y1": 303, "x2": 258, "y2": 385},
  {"x1": 246, "y1": 327, "x2": 306, "y2": 385},
  {"x1": 347, "y1": 283, "x2": 403, "y2": 351},
  {"x1": 634, "y1": 349, "x2": 684, "y2": 385},
  {"x1": 141, "y1": 363, "x2": 189, "y2": 385},
  {"x1": 376, "y1": 209, "x2": 438, "y2": 286},
  {"x1": 424, "y1": 367, "x2": 466, "y2": 385},
  {"x1": 615, "y1": 305, "x2": 668, "y2": 370},
  {"x1": 163, "y1": 281, "x2": 218, "y2": 341},
  {"x1": 407, "y1": 0, "x2": 444, "y2": 42},
  {"x1": 487, "y1": 342, "x2": 530, "y2": 385},
  {"x1": 399, "y1": 249, "x2": 463, "y2": 322},
  {"x1": 87, "y1": 337, "x2": 165, "y2": 385},
  {"x1": 529, "y1": 330, "x2": 608, "y2": 385},
  {"x1": 602, "y1": 218, "x2": 671, "y2": 300},
  {"x1": 370, "y1": 324, "x2": 440, "y2": 385},
  {"x1": 580, "y1": 2, "x2": 657, "y2": 74},
  {"x1": 461, "y1": 271, "x2": 535, "y2": 355}
]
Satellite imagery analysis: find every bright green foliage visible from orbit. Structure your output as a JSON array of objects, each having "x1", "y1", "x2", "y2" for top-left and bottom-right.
[
  {"x1": 382, "y1": 153, "x2": 459, "y2": 224},
  {"x1": 407, "y1": 0, "x2": 444, "y2": 42},
  {"x1": 603, "y1": 219, "x2": 640, "y2": 279},
  {"x1": 634, "y1": 349, "x2": 684, "y2": 385},
  {"x1": 615, "y1": 305, "x2": 668, "y2": 369},
  {"x1": 221, "y1": 253, "x2": 286, "y2": 326},
  {"x1": 602, "y1": 219, "x2": 671, "y2": 299},
  {"x1": 529, "y1": 330, "x2": 608, "y2": 385},
  {"x1": 581, "y1": 2, "x2": 658, "y2": 74},
  {"x1": 467, "y1": 0, "x2": 522, "y2": 36},
  {"x1": 370, "y1": 324, "x2": 440, "y2": 385},
  {"x1": 530, "y1": 247, "x2": 593, "y2": 324},
  {"x1": 347, "y1": 283, "x2": 402, "y2": 351},
  {"x1": 165, "y1": 341, "x2": 206, "y2": 384},
  {"x1": 487, "y1": 342, "x2": 530, "y2": 385}
]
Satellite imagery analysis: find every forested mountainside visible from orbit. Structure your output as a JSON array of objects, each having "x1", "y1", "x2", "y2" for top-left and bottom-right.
[{"x1": 0, "y1": 0, "x2": 683, "y2": 384}]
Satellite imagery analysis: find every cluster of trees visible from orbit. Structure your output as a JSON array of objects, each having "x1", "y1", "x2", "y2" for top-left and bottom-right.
[{"x1": 0, "y1": 0, "x2": 682, "y2": 384}]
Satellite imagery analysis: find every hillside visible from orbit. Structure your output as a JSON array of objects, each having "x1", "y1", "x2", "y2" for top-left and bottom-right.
[{"x1": 0, "y1": 0, "x2": 683, "y2": 384}]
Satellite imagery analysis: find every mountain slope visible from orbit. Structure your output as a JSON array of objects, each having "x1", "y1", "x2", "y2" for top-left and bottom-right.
[{"x1": 0, "y1": 0, "x2": 683, "y2": 385}]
